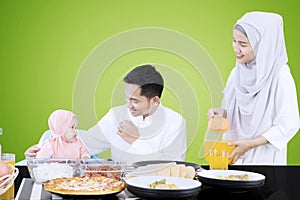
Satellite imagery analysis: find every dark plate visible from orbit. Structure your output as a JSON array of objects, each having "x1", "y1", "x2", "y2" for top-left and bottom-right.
[
  {"x1": 132, "y1": 160, "x2": 201, "y2": 171},
  {"x1": 197, "y1": 170, "x2": 265, "y2": 189},
  {"x1": 126, "y1": 176, "x2": 201, "y2": 199}
]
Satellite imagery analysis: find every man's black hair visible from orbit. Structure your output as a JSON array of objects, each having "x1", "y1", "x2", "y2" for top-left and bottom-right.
[{"x1": 123, "y1": 64, "x2": 164, "y2": 99}]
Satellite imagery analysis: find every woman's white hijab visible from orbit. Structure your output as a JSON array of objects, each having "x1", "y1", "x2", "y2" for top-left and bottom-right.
[{"x1": 223, "y1": 11, "x2": 288, "y2": 140}]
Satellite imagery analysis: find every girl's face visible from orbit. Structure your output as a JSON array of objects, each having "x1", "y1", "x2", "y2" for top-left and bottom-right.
[
  {"x1": 64, "y1": 118, "x2": 78, "y2": 143},
  {"x1": 232, "y1": 29, "x2": 255, "y2": 64}
]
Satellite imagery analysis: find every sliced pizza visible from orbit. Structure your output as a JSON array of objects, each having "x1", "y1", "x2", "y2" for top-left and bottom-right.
[{"x1": 44, "y1": 176, "x2": 126, "y2": 195}]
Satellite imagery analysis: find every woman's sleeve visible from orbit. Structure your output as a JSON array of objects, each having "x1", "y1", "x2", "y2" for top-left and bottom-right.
[{"x1": 262, "y1": 68, "x2": 300, "y2": 150}]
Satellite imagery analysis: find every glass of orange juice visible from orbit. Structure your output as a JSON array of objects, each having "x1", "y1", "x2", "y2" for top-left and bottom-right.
[
  {"x1": 0, "y1": 153, "x2": 15, "y2": 200},
  {"x1": 208, "y1": 148, "x2": 228, "y2": 170}
]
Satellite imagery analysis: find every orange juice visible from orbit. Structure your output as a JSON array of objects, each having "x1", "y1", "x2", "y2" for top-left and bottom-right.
[
  {"x1": 204, "y1": 140, "x2": 235, "y2": 164},
  {"x1": 208, "y1": 149, "x2": 228, "y2": 170},
  {"x1": 0, "y1": 153, "x2": 15, "y2": 200}
]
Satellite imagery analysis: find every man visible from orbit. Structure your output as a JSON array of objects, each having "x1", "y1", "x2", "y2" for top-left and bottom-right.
[{"x1": 25, "y1": 65, "x2": 186, "y2": 164}]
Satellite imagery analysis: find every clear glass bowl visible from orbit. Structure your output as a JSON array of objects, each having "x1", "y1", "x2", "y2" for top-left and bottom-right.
[
  {"x1": 79, "y1": 159, "x2": 126, "y2": 180},
  {"x1": 27, "y1": 158, "x2": 78, "y2": 184}
]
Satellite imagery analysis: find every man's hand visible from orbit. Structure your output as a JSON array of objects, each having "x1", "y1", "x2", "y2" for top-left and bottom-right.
[
  {"x1": 117, "y1": 120, "x2": 140, "y2": 144},
  {"x1": 24, "y1": 145, "x2": 40, "y2": 159}
]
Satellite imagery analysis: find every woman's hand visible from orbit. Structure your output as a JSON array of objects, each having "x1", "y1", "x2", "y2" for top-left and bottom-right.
[
  {"x1": 228, "y1": 140, "x2": 252, "y2": 164},
  {"x1": 207, "y1": 107, "x2": 227, "y2": 119},
  {"x1": 117, "y1": 120, "x2": 140, "y2": 144},
  {"x1": 228, "y1": 136, "x2": 269, "y2": 164},
  {"x1": 24, "y1": 145, "x2": 40, "y2": 159}
]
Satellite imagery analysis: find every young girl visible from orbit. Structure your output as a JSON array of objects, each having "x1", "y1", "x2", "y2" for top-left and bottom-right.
[{"x1": 36, "y1": 109, "x2": 90, "y2": 160}]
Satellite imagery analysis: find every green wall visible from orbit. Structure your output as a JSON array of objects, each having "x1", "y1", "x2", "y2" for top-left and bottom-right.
[{"x1": 0, "y1": 0, "x2": 299, "y2": 165}]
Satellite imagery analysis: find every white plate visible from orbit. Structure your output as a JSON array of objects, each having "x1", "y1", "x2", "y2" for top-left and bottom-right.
[
  {"x1": 197, "y1": 169, "x2": 265, "y2": 181},
  {"x1": 126, "y1": 176, "x2": 201, "y2": 190},
  {"x1": 197, "y1": 170, "x2": 265, "y2": 189},
  {"x1": 126, "y1": 176, "x2": 202, "y2": 198}
]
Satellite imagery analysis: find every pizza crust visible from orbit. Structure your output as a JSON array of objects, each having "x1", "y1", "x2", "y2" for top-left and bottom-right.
[{"x1": 44, "y1": 176, "x2": 125, "y2": 195}]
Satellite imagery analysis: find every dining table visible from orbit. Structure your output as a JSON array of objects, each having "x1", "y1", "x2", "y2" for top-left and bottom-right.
[{"x1": 14, "y1": 163, "x2": 300, "y2": 200}]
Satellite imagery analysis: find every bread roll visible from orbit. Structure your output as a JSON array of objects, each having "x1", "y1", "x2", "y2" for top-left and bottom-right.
[
  {"x1": 178, "y1": 164, "x2": 186, "y2": 178},
  {"x1": 170, "y1": 165, "x2": 180, "y2": 177},
  {"x1": 127, "y1": 162, "x2": 197, "y2": 179},
  {"x1": 130, "y1": 162, "x2": 176, "y2": 176},
  {"x1": 156, "y1": 166, "x2": 171, "y2": 176},
  {"x1": 185, "y1": 166, "x2": 196, "y2": 179}
]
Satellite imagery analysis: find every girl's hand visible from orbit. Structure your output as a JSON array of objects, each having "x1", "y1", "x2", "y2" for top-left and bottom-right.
[{"x1": 24, "y1": 145, "x2": 40, "y2": 159}]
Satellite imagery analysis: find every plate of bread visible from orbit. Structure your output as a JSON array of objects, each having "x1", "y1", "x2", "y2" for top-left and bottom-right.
[
  {"x1": 123, "y1": 161, "x2": 202, "y2": 198},
  {"x1": 126, "y1": 161, "x2": 199, "y2": 179}
]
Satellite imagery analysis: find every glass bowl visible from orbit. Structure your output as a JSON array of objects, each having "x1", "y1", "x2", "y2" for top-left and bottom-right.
[
  {"x1": 79, "y1": 159, "x2": 126, "y2": 180},
  {"x1": 27, "y1": 158, "x2": 78, "y2": 184}
]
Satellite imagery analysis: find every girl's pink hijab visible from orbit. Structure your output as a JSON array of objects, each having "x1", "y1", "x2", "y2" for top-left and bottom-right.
[
  {"x1": 48, "y1": 109, "x2": 78, "y2": 156},
  {"x1": 48, "y1": 109, "x2": 77, "y2": 138}
]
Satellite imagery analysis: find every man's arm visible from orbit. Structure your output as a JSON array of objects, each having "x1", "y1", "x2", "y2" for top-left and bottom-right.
[{"x1": 127, "y1": 117, "x2": 187, "y2": 161}]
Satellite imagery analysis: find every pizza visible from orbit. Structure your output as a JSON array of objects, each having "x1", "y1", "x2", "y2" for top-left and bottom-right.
[{"x1": 44, "y1": 176, "x2": 126, "y2": 195}]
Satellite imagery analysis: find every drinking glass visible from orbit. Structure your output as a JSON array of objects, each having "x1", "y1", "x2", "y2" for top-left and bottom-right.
[{"x1": 208, "y1": 149, "x2": 228, "y2": 170}]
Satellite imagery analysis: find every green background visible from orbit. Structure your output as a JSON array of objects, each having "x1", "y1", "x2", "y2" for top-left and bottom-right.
[{"x1": 0, "y1": 0, "x2": 299, "y2": 164}]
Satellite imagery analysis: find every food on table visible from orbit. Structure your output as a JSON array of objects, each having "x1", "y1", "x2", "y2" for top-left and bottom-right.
[
  {"x1": 0, "y1": 161, "x2": 10, "y2": 178},
  {"x1": 170, "y1": 165, "x2": 180, "y2": 177},
  {"x1": 185, "y1": 166, "x2": 196, "y2": 179},
  {"x1": 0, "y1": 161, "x2": 11, "y2": 185},
  {"x1": 83, "y1": 165, "x2": 122, "y2": 180},
  {"x1": 178, "y1": 164, "x2": 186, "y2": 178},
  {"x1": 128, "y1": 162, "x2": 175, "y2": 178},
  {"x1": 44, "y1": 176, "x2": 126, "y2": 195},
  {"x1": 148, "y1": 179, "x2": 180, "y2": 189},
  {"x1": 155, "y1": 164, "x2": 172, "y2": 176},
  {"x1": 217, "y1": 174, "x2": 249, "y2": 180},
  {"x1": 32, "y1": 163, "x2": 74, "y2": 183},
  {"x1": 128, "y1": 162, "x2": 196, "y2": 179}
]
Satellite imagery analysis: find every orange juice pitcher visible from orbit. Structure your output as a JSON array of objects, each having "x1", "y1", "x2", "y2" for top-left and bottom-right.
[
  {"x1": 203, "y1": 115, "x2": 235, "y2": 165},
  {"x1": 204, "y1": 140, "x2": 235, "y2": 165}
]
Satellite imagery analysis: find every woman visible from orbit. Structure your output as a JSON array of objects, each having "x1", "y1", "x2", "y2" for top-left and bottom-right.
[{"x1": 208, "y1": 11, "x2": 299, "y2": 165}]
